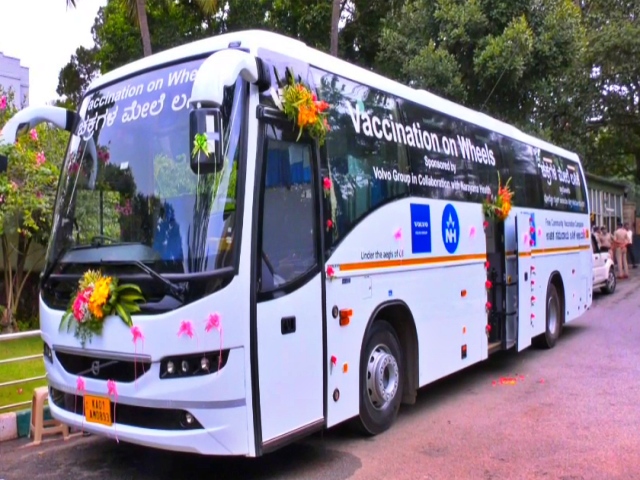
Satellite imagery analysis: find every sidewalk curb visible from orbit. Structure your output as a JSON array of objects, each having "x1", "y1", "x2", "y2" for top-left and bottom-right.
[{"x1": 0, "y1": 405, "x2": 53, "y2": 443}]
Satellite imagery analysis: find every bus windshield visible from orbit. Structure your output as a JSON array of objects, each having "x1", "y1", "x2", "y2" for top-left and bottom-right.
[{"x1": 45, "y1": 58, "x2": 245, "y2": 277}]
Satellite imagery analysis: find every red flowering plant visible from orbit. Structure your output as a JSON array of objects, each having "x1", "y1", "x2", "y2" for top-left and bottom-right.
[
  {"x1": 0, "y1": 87, "x2": 67, "y2": 332},
  {"x1": 275, "y1": 70, "x2": 330, "y2": 145}
]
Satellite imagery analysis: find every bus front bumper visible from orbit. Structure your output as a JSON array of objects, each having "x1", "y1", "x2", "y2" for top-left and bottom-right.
[{"x1": 47, "y1": 385, "x2": 250, "y2": 456}]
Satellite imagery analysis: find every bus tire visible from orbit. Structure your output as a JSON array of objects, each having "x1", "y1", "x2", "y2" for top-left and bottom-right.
[
  {"x1": 356, "y1": 320, "x2": 403, "y2": 436},
  {"x1": 538, "y1": 281, "x2": 563, "y2": 349}
]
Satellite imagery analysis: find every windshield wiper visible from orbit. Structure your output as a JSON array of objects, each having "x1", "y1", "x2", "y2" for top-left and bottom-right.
[
  {"x1": 100, "y1": 259, "x2": 187, "y2": 302},
  {"x1": 40, "y1": 244, "x2": 90, "y2": 287}
]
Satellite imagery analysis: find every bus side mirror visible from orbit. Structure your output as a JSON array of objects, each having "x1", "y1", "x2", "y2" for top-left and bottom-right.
[
  {"x1": 189, "y1": 108, "x2": 224, "y2": 174},
  {"x1": 0, "y1": 154, "x2": 7, "y2": 174}
]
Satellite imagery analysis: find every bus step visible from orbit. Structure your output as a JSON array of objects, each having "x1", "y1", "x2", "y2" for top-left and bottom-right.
[{"x1": 488, "y1": 341, "x2": 502, "y2": 355}]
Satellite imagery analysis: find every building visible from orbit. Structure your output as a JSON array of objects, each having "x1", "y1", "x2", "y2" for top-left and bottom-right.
[
  {"x1": 585, "y1": 172, "x2": 630, "y2": 231},
  {"x1": 586, "y1": 172, "x2": 627, "y2": 231},
  {"x1": 0, "y1": 52, "x2": 30, "y2": 107}
]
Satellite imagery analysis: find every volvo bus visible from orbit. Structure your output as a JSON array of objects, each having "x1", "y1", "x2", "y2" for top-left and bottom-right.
[{"x1": 0, "y1": 30, "x2": 592, "y2": 456}]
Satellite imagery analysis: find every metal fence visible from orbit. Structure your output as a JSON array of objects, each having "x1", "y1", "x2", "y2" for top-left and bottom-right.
[{"x1": 0, "y1": 330, "x2": 44, "y2": 413}]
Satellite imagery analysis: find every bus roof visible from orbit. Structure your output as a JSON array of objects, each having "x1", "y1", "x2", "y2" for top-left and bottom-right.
[{"x1": 88, "y1": 29, "x2": 582, "y2": 165}]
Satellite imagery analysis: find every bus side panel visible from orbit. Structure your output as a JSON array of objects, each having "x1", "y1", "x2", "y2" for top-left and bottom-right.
[
  {"x1": 324, "y1": 198, "x2": 488, "y2": 428},
  {"x1": 525, "y1": 208, "x2": 591, "y2": 328}
]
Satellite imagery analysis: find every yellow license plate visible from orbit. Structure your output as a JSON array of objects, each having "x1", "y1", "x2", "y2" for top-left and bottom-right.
[{"x1": 84, "y1": 395, "x2": 113, "y2": 426}]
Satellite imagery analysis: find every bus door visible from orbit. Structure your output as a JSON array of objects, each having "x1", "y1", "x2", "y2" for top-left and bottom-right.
[
  {"x1": 487, "y1": 218, "x2": 515, "y2": 351},
  {"x1": 515, "y1": 212, "x2": 533, "y2": 351},
  {"x1": 499, "y1": 216, "x2": 517, "y2": 350},
  {"x1": 254, "y1": 123, "x2": 324, "y2": 448}
]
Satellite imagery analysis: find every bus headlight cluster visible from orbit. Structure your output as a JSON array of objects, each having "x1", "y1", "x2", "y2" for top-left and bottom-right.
[
  {"x1": 43, "y1": 342, "x2": 53, "y2": 363},
  {"x1": 159, "y1": 350, "x2": 228, "y2": 379}
]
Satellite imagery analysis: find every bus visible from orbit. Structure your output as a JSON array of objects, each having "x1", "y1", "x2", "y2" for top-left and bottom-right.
[{"x1": 0, "y1": 29, "x2": 592, "y2": 456}]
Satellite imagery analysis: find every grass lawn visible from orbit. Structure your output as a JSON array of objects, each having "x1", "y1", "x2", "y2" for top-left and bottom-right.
[{"x1": 0, "y1": 334, "x2": 47, "y2": 413}]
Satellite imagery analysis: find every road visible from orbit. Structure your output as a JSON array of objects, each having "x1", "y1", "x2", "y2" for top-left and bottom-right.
[{"x1": 2, "y1": 273, "x2": 640, "y2": 480}]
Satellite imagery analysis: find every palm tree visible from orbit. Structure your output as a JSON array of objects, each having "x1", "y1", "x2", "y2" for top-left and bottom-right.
[
  {"x1": 330, "y1": 0, "x2": 341, "y2": 57},
  {"x1": 67, "y1": 0, "x2": 220, "y2": 57}
]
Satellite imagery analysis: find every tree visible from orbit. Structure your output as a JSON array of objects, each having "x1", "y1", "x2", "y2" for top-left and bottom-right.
[
  {"x1": 579, "y1": 0, "x2": 640, "y2": 182},
  {"x1": 56, "y1": 46, "x2": 99, "y2": 108},
  {"x1": 68, "y1": 0, "x2": 220, "y2": 58},
  {"x1": 376, "y1": 0, "x2": 586, "y2": 131},
  {"x1": 330, "y1": 0, "x2": 341, "y2": 56},
  {"x1": 0, "y1": 89, "x2": 70, "y2": 332}
]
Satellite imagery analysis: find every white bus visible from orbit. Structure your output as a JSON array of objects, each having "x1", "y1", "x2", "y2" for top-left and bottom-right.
[{"x1": 0, "y1": 30, "x2": 592, "y2": 456}]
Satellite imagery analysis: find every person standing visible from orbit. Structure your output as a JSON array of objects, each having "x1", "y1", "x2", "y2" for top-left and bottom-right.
[
  {"x1": 599, "y1": 226, "x2": 612, "y2": 253},
  {"x1": 625, "y1": 223, "x2": 637, "y2": 268},
  {"x1": 613, "y1": 223, "x2": 629, "y2": 279}
]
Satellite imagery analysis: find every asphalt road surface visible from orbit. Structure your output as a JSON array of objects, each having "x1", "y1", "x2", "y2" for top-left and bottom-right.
[{"x1": 2, "y1": 273, "x2": 639, "y2": 480}]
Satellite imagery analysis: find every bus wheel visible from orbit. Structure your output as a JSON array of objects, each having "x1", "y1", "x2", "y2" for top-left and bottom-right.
[
  {"x1": 538, "y1": 282, "x2": 563, "y2": 349},
  {"x1": 357, "y1": 320, "x2": 403, "y2": 435}
]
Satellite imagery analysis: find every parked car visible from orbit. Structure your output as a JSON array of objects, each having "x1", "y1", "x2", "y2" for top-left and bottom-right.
[{"x1": 592, "y1": 235, "x2": 616, "y2": 294}]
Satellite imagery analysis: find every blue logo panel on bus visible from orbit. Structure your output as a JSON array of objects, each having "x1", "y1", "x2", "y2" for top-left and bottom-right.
[
  {"x1": 529, "y1": 213, "x2": 537, "y2": 247},
  {"x1": 410, "y1": 203, "x2": 432, "y2": 254},
  {"x1": 441, "y1": 203, "x2": 460, "y2": 254}
]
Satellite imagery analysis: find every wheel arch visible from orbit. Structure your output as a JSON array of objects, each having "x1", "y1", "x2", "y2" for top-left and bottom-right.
[
  {"x1": 363, "y1": 300, "x2": 419, "y2": 405},
  {"x1": 549, "y1": 270, "x2": 566, "y2": 324}
]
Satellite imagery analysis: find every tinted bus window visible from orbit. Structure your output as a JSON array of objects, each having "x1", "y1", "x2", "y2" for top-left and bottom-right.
[
  {"x1": 311, "y1": 68, "x2": 410, "y2": 247},
  {"x1": 500, "y1": 138, "x2": 543, "y2": 209},
  {"x1": 536, "y1": 151, "x2": 587, "y2": 213}
]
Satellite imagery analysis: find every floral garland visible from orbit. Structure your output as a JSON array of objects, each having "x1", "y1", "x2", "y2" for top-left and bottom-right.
[
  {"x1": 482, "y1": 173, "x2": 513, "y2": 221},
  {"x1": 275, "y1": 72, "x2": 330, "y2": 145},
  {"x1": 59, "y1": 270, "x2": 145, "y2": 347}
]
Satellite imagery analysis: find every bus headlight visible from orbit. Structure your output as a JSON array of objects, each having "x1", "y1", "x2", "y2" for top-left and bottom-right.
[
  {"x1": 159, "y1": 350, "x2": 229, "y2": 379},
  {"x1": 43, "y1": 342, "x2": 53, "y2": 363},
  {"x1": 166, "y1": 361, "x2": 175, "y2": 374}
]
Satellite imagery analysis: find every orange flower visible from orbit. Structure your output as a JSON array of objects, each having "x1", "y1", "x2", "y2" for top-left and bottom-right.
[{"x1": 297, "y1": 104, "x2": 318, "y2": 128}]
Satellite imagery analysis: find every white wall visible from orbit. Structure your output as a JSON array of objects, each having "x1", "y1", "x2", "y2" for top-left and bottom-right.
[{"x1": 0, "y1": 52, "x2": 30, "y2": 107}]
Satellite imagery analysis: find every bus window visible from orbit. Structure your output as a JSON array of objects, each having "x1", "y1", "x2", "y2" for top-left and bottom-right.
[
  {"x1": 259, "y1": 130, "x2": 317, "y2": 292},
  {"x1": 499, "y1": 138, "x2": 543, "y2": 209},
  {"x1": 311, "y1": 69, "x2": 409, "y2": 250}
]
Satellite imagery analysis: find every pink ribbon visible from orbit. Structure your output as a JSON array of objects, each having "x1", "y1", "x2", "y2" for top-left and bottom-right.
[
  {"x1": 394, "y1": 228, "x2": 402, "y2": 241},
  {"x1": 107, "y1": 379, "x2": 119, "y2": 443},
  {"x1": 131, "y1": 326, "x2": 144, "y2": 388},
  {"x1": 205, "y1": 313, "x2": 223, "y2": 373},
  {"x1": 177, "y1": 320, "x2": 198, "y2": 347},
  {"x1": 469, "y1": 226, "x2": 476, "y2": 238},
  {"x1": 75, "y1": 377, "x2": 85, "y2": 433}
]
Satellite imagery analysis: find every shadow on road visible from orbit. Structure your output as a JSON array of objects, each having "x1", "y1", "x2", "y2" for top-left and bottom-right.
[{"x1": 27, "y1": 433, "x2": 362, "y2": 480}]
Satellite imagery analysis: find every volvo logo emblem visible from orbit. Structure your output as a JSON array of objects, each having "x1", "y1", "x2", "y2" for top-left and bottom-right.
[{"x1": 91, "y1": 360, "x2": 101, "y2": 376}]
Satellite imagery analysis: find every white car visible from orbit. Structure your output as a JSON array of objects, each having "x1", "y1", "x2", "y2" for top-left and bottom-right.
[{"x1": 592, "y1": 236, "x2": 616, "y2": 294}]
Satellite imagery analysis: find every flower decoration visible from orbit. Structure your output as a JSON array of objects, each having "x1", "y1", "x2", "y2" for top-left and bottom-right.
[
  {"x1": 205, "y1": 313, "x2": 224, "y2": 373},
  {"x1": 278, "y1": 72, "x2": 330, "y2": 145},
  {"x1": 59, "y1": 270, "x2": 145, "y2": 347},
  {"x1": 107, "y1": 379, "x2": 119, "y2": 443},
  {"x1": 75, "y1": 376, "x2": 86, "y2": 432},
  {"x1": 326, "y1": 265, "x2": 335, "y2": 279},
  {"x1": 131, "y1": 326, "x2": 145, "y2": 386},
  {"x1": 482, "y1": 173, "x2": 513, "y2": 221},
  {"x1": 177, "y1": 320, "x2": 195, "y2": 339},
  {"x1": 97, "y1": 146, "x2": 110, "y2": 163}
]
